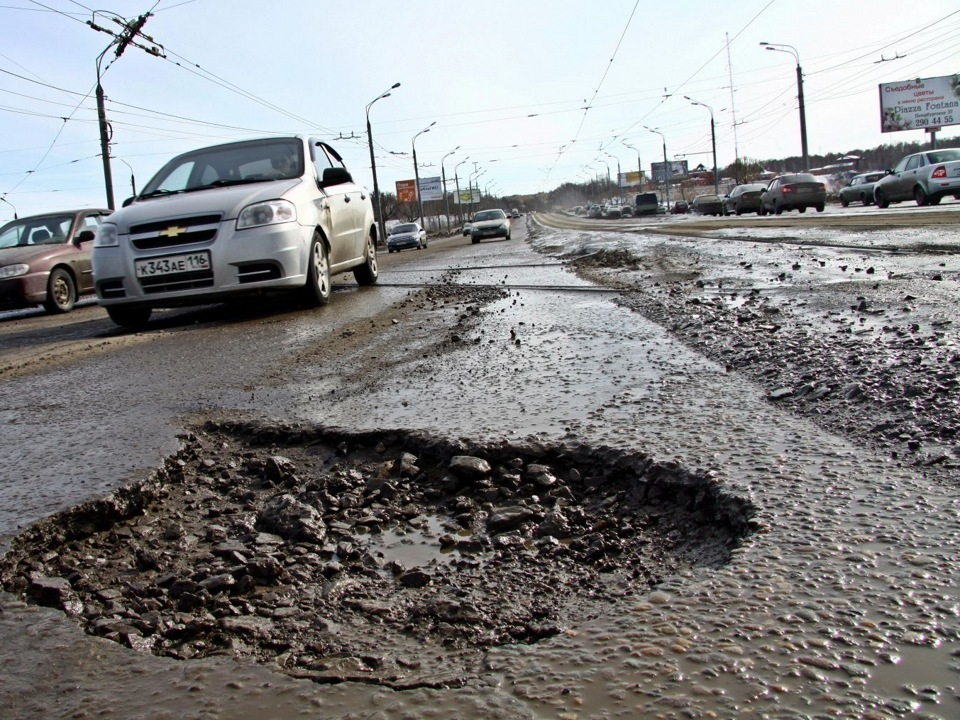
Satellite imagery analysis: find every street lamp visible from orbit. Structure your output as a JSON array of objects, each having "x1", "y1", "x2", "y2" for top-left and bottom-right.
[
  {"x1": 597, "y1": 158, "x2": 611, "y2": 190},
  {"x1": 760, "y1": 42, "x2": 808, "y2": 170},
  {"x1": 684, "y1": 96, "x2": 719, "y2": 195},
  {"x1": 623, "y1": 141, "x2": 642, "y2": 191},
  {"x1": 412, "y1": 121, "x2": 436, "y2": 229},
  {"x1": 469, "y1": 166, "x2": 485, "y2": 213},
  {"x1": 454, "y1": 156, "x2": 470, "y2": 225},
  {"x1": 604, "y1": 151, "x2": 621, "y2": 191},
  {"x1": 441, "y1": 145, "x2": 459, "y2": 234},
  {"x1": 644, "y1": 126, "x2": 670, "y2": 211},
  {"x1": 366, "y1": 81, "x2": 400, "y2": 247}
]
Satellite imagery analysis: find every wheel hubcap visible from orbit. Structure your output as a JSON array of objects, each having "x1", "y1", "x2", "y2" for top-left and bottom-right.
[
  {"x1": 54, "y1": 278, "x2": 70, "y2": 307},
  {"x1": 315, "y1": 245, "x2": 329, "y2": 295}
]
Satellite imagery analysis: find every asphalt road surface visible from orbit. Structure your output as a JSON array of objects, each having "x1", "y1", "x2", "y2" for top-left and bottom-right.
[{"x1": 1, "y1": 205, "x2": 958, "y2": 719}]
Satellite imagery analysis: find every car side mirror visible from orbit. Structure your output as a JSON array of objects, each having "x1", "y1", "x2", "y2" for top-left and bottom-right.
[
  {"x1": 122, "y1": 196, "x2": 135, "y2": 208},
  {"x1": 74, "y1": 229, "x2": 96, "y2": 245},
  {"x1": 321, "y1": 167, "x2": 353, "y2": 187}
]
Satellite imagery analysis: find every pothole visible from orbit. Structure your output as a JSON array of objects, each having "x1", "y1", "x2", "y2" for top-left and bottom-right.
[{"x1": 0, "y1": 418, "x2": 759, "y2": 689}]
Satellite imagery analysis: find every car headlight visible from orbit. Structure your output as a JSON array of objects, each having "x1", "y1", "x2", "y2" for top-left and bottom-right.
[
  {"x1": 0, "y1": 264, "x2": 29, "y2": 279},
  {"x1": 237, "y1": 199, "x2": 297, "y2": 230},
  {"x1": 94, "y1": 223, "x2": 119, "y2": 248}
]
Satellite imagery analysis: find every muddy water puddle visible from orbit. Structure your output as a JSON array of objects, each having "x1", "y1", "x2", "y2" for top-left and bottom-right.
[{"x1": 0, "y1": 418, "x2": 756, "y2": 694}]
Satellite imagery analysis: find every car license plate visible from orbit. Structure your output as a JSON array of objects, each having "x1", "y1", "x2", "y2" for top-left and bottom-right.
[{"x1": 135, "y1": 251, "x2": 210, "y2": 278}]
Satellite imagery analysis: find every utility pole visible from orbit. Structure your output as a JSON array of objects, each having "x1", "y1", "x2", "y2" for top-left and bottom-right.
[{"x1": 88, "y1": 12, "x2": 163, "y2": 209}]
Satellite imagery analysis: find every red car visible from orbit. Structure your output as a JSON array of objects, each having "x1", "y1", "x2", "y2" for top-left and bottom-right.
[{"x1": 0, "y1": 209, "x2": 111, "y2": 313}]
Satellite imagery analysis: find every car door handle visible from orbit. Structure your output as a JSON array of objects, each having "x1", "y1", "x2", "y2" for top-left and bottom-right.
[
  {"x1": 360, "y1": 193, "x2": 366, "y2": 200},
  {"x1": 344, "y1": 196, "x2": 351, "y2": 203}
]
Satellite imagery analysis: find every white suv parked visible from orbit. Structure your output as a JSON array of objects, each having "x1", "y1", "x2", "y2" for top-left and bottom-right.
[{"x1": 93, "y1": 136, "x2": 379, "y2": 327}]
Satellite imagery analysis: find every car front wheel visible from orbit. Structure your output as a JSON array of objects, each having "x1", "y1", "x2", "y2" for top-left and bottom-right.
[
  {"x1": 840, "y1": 196, "x2": 849, "y2": 208},
  {"x1": 107, "y1": 305, "x2": 151, "y2": 328},
  {"x1": 44, "y1": 267, "x2": 76, "y2": 313},
  {"x1": 300, "y1": 234, "x2": 331, "y2": 306},
  {"x1": 875, "y1": 190, "x2": 889, "y2": 209}
]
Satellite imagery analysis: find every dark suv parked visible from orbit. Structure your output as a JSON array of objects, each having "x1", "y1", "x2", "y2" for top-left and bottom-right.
[{"x1": 634, "y1": 193, "x2": 659, "y2": 215}]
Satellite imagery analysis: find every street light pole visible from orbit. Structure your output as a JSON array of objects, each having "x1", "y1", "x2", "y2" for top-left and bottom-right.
[
  {"x1": 441, "y1": 146, "x2": 459, "y2": 234},
  {"x1": 684, "y1": 96, "x2": 719, "y2": 195},
  {"x1": 454, "y1": 157, "x2": 469, "y2": 225},
  {"x1": 604, "y1": 151, "x2": 621, "y2": 192},
  {"x1": 412, "y1": 121, "x2": 436, "y2": 229},
  {"x1": 644, "y1": 126, "x2": 670, "y2": 211},
  {"x1": 366, "y1": 82, "x2": 400, "y2": 247},
  {"x1": 760, "y1": 42, "x2": 808, "y2": 170},
  {"x1": 623, "y1": 142, "x2": 642, "y2": 191}
]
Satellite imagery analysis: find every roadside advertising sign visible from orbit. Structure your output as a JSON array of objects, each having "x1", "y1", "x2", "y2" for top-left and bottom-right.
[
  {"x1": 879, "y1": 74, "x2": 960, "y2": 132},
  {"x1": 618, "y1": 171, "x2": 643, "y2": 187},
  {"x1": 417, "y1": 176, "x2": 443, "y2": 201},
  {"x1": 650, "y1": 161, "x2": 689, "y2": 183},
  {"x1": 396, "y1": 179, "x2": 416, "y2": 203},
  {"x1": 455, "y1": 188, "x2": 481, "y2": 204}
]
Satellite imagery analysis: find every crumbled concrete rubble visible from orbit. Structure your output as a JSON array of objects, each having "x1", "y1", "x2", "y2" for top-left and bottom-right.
[
  {"x1": 0, "y1": 419, "x2": 756, "y2": 688},
  {"x1": 566, "y1": 248, "x2": 960, "y2": 477}
]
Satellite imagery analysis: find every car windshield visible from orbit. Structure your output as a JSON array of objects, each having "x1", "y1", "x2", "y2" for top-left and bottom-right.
[
  {"x1": 473, "y1": 210, "x2": 505, "y2": 221},
  {"x1": 140, "y1": 138, "x2": 303, "y2": 197},
  {"x1": 926, "y1": 149, "x2": 960, "y2": 163},
  {"x1": 392, "y1": 224, "x2": 417, "y2": 234},
  {"x1": 0, "y1": 214, "x2": 74, "y2": 249}
]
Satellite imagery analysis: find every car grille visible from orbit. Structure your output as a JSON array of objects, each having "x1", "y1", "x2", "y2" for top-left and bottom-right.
[
  {"x1": 139, "y1": 269, "x2": 214, "y2": 294},
  {"x1": 130, "y1": 214, "x2": 223, "y2": 250}
]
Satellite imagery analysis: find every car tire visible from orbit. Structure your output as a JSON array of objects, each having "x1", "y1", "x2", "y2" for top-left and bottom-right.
[
  {"x1": 860, "y1": 194, "x2": 870, "y2": 206},
  {"x1": 43, "y1": 267, "x2": 76, "y2": 314},
  {"x1": 774, "y1": 201, "x2": 783, "y2": 215},
  {"x1": 840, "y1": 196, "x2": 849, "y2": 208},
  {"x1": 914, "y1": 186, "x2": 929, "y2": 206},
  {"x1": 107, "y1": 305, "x2": 151, "y2": 328},
  {"x1": 735, "y1": 205, "x2": 742, "y2": 215},
  {"x1": 471, "y1": 237, "x2": 480, "y2": 244},
  {"x1": 816, "y1": 203, "x2": 825, "y2": 212},
  {"x1": 875, "y1": 190, "x2": 889, "y2": 209},
  {"x1": 929, "y1": 193, "x2": 942, "y2": 206},
  {"x1": 758, "y1": 204, "x2": 766, "y2": 216},
  {"x1": 300, "y1": 233, "x2": 331, "y2": 306},
  {"x1": 353, "y1": 229, "x2": 379, "y2": 286},
  {"x1": 798, "y1": 206, "x2": 806, "y2": 213}
]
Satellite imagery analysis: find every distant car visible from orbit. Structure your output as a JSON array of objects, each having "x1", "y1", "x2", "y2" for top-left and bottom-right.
[
  {"x1": 462, "y1": 222, "x2": 472, "y2": 236},
  {"x1": 634, "y1": 193, "x2": 659, "y2": 216},
  {"x1": 619, "y1": 204, "x2": 633, "y2": 217},
  {"x1": 689, "y1": 194, "x2": 725, "y2": 216},
  {"x1": 0, "y1": 209, "x2": 111, "y2": 313},
  {"x1": 386, "y1": 222, "x2": 427, "y2": 253},
  {"x1": 839, "y1": 172, "x2": 886, "y2": 207},
  {"x1": 759, "y1": 173, "x2": 826, "y2": 215},
  {"x1": 872, "y1": 149, "x2": 960, "y2": 208},
  {"x1": 469, "y1": 209, "x2": 511, "y2": 243},
  {"x1": 671, "y1": 200, "x2": 689, "y2": 214},
  {"x1": 573, "y1": 206, "x2": 584, "y2": 216},
  {"x1": 588, "y1": 204, "x2": 602, "y2": 218},
  {"x1": 510, "y1": 208, "x2": 520, "y2": 218},
  {"x1": 603, "y1": 205, "x2": 622, "y2": 219},
  {"x1": 723, "y1": 184, "x2": 767, "y2": 215}
]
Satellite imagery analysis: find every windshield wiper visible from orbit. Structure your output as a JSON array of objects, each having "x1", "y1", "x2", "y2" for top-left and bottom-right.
[{"x1": 138, "y1": 188, "x2": 184, "y2": 200}]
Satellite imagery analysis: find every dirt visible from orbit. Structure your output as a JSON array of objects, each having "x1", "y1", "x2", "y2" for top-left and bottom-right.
[{"x1": 0, "y1": 418, "x2": 755, "y2": 688}]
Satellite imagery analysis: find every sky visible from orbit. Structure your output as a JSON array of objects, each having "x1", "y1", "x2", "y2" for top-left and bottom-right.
[{"x1": 1, "y1": 0, "x2": 958, "y2": 222}]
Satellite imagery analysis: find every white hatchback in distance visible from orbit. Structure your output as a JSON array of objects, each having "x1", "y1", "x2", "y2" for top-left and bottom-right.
[{"x1": 92, "y1": 136, "x2": 379, "y2": 327}]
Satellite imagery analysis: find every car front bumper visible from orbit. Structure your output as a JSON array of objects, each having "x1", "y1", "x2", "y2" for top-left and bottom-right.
[
  {"x1": 93, "y1": 220, "x2": 312, "y2": 308},
  {"x1": 387, "y1": 236, "x2": 421, "y2": 250}
]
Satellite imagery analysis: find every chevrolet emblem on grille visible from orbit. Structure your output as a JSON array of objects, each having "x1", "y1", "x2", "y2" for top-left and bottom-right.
[{"x1": 158, "y1": 225, "x2": 187, "y2": 238}]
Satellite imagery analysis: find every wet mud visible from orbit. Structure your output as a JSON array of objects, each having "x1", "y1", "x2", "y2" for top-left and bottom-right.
[{"x1": 0, "y1": 418, "x2": 755, "y2": 689}]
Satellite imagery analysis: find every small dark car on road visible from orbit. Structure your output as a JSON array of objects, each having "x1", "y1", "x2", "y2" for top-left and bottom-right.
[
  {"x1": 0, "y1": 209, "x2": 111, "y2": 313},
  {"x1": 689, "y1": 194, "x2": 725, "y2": 216},
  {"x1": 839, "y1": 172, "x2": 885, "y2": 207},
  {"x1": 386, "y1": 222, "x2": 427, "y2": 252},
  {"x1": 634, "y1": 193, "x2": 660, "y2": 216},
  {"x1": 759, "y1": 173, "x2": 826, "y2": 215},
  {"x1": 671, "y1": 200, "x2": 689, "y2": 214},
  {"x1": 723, "y1": 183, "x2": 767, "y2": 215}
]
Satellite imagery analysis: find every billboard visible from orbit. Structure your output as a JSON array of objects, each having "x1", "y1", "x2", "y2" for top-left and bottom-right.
[
  {"x1": 617, "y1": 171, "x2": 643, "y2": 188},
  {"x1": 650, "y1": 160, "x2": 688, "y2": 183},
  {"x1": 879, "y1": 74, "x2": 960, "y2": 132},
  {"x1": 396, "y1": 179, "x2": 416, "y2": 203},
  {"x1": 455, "y1": 188, "x2": 481, "y2": 204},
  {"x1": 417, "y1": 176, "x2": 443, "y2": 201}
]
